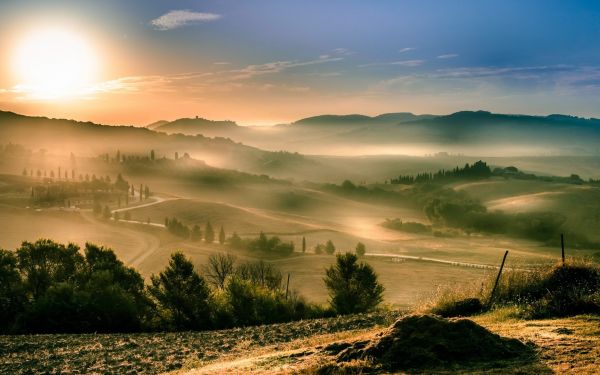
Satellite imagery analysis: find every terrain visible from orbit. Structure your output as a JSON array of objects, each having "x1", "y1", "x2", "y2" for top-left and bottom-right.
[
  {"x1": 1, "y1": 312, "x2": 598, "y2": 374},
  {"x1": 0, "y1": 109, "x2": 599, "y2": 373}
]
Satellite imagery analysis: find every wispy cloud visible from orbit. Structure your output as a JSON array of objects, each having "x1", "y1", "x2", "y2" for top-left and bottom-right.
[
  {"x1": 359, "y1": 59, "x2": 425, "y2": 68},
  {"x1": 398, "y1": 47, "x2": 414, "y2": 53},
  {"x1": 332, "y1": 48, "x2": 354, "y2": 56},
  {"x1": 437, "y1": 53, "x2": 459, "y2": 59},
  {"x1": 229, "y1": 56, "x2": 343, "y2": 80},
  {"x1": 151, "y1": 10, "x2": 221, "y2": 30}
]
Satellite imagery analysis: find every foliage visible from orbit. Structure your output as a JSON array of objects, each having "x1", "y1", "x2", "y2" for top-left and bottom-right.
[
  {"x1": 355, "y1": 242, "x2": 366, "y2": 257},
  {"x1": 165, "y1": 217, "x2": 190, "y2": 238},
  {"x1": 427, "y1": 260, "x2": 600, "y2": 319},
  {"x1": 204, "y1": 253, "x2": 237, "y2": 289},
  {"x1": 148, "y1": 253, "x2": 211, "y2": 330},
  {"x1": 382, "y1": 218, "x2": 431, "y2": 233},
  {"x1": 8, "y1": 240, "x2": 148, "y2": 333},
  {"x1": 205, "y1": 221, "x2": 215, "y2": 243},
  {"x1": 390, "y1": 160, "x2": 492, "y2": 185},
  {"x1": 0, "y1": 250, "x2": 26, "y2": 332},
  {"x1": 324, "y1": 240, "x2": 336, "y2": 255},
  {"x1": 230, "y1": 232, "x2": 295, "y2": 255},
  {"x1": 1, "y1": 238, "x2": 329, "y2": 334},
  {"x1": 324, "y1": 253, "x2": 384, "y2": 314}
]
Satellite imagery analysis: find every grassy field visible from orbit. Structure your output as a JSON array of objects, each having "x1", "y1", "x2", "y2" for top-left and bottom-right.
[
  {"x1": 0, "y1": 312, "x2": 401, "y2": 375},
  {"x1": 2, "y1": 311, "x2": 597, "y2": 374}
]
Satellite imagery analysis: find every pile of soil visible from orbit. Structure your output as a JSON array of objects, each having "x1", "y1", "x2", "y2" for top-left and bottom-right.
[{"x1": 330, "y1": 314, "x2": 531, "y2": 371}]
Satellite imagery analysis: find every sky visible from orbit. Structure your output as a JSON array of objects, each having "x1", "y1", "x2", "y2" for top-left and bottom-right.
[{"x1": 0, "y1": 0, "x2": 599, "y2": 125}]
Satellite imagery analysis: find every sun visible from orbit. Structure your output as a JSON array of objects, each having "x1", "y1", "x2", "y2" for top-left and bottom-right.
[{"x1": 12, "y1": 28, "x2": 99, "y2": 99}]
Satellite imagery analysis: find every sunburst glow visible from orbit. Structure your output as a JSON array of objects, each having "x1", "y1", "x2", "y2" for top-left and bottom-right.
[{"x1": 12, "y1": 28, "x2": 99, "y2": 99}]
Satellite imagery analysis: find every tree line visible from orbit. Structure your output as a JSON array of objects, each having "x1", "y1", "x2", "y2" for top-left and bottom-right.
[
  {"x1": 0, "y1": 239, "x2": 384, "y2": 334},
  {"x1": 389, "y1": 160, "x2": 492, "y2": 185}
]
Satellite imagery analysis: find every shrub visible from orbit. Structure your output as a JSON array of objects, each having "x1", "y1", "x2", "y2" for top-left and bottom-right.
[
  {"x1": 148, "y1": 253, "x2": 212, "y2": 330},
  {"x1": 427, "y1": 260, "x2": 600, "y2": 319},
  {"x1": 0, "y1": 250, "x2": 25, "y2": 333},
  {"x1": 324, "y1": 253, "x2": 384, "y2": 314}
]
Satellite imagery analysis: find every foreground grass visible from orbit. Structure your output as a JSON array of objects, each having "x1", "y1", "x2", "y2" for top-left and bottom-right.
[
  {"x1": 178, "y1": 313, "x2": 600, "y2": 374},
  {"x1": 0, "y1": 311, "x2": 399, "y2": 374},
  {"x1": 1, "y1": 308, "x2": 598, "y2": 374}
]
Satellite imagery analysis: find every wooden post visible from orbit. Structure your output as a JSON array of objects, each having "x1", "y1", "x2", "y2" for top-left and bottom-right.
[
  {"x1": 561, "y1": 233, "x2": 565, "y2": 265},
  {"x1": 488, "y1": 250, "x2": 509, "y2": 306},
  {"x1": 285, "y1": 273, "x2": 290, "y2": 300}
]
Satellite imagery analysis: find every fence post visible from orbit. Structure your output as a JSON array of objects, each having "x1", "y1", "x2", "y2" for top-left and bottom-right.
[
  {"x1": 561, "y1": 233, "x2": 565, "y2": 265},
  {"x1": 285, "y1": 273, "x2": 290, "y2": 300},
  {"x1": 488, "y1": 250, "x2": 509, "y2": 306}
]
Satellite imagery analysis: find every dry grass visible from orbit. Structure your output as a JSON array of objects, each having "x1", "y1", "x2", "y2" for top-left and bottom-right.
[
  {"x1": 0, "y1": 311, "x2": 399, "y2": 374},
  {"x1": 421, "y1": 259, "x2": 600, "y2": 319},
  {"x1": 172, "y1": 314, "x2": 600, "y2": 374}
]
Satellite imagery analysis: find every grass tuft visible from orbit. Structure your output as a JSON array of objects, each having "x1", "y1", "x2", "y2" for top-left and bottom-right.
[{"x1": 425, "y1": 259, "x2": 600, "y2": 319}]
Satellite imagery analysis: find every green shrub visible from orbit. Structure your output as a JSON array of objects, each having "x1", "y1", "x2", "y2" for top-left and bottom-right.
[{"x1": 427, "y1": 260, "x2": 600, "y2": 319}]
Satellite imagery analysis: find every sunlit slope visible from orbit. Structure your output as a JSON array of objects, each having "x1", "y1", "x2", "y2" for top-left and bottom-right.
[{"x1": 453, "y1": 178, "x2": 600, "y2": 243}]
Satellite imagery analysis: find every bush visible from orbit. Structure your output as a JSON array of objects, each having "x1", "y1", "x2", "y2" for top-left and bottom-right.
[
  {"x1": 148, "y1": 253, "x2": 212, "y2": 330},
  {"x1": 0, "y1": 250, "x2": 26, "y2": 333},
  {"x1": 324, "y1": 253, "x2": 384, "y2": 314},
  {"x1": 223, "y1": 276, "x2": 323, "y2": 327},
  {"x1": 427, "y1": 260, "x2": 600, "y2": 319}
]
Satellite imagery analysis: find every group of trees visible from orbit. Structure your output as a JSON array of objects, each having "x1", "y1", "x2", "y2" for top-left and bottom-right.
[
  {"x1": 229, "y1": 232, "x2": 294, "y2": 255},
  {"x1": 390, "y1": 160, "x2": 492, "y2": 185},
  {"x1": 165, "y1": 219, "x2": 224, "y2": 244},
  {"x1": 314, "y1": 240, "x2": 336, "y2": 255},
  {"x1": 0, "y1": 239, "x2": 384, "y2": 333},
  {"x1": 311, "y1": 240, "x2": 366, "y2": 257}
]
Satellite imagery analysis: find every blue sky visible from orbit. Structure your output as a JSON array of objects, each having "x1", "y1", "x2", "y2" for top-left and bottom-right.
[{"x1": 0, "y1": 0, "x2": 599, "y2": 124}]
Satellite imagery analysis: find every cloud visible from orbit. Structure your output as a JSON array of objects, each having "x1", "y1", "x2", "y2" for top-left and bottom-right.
[
  {"x1": 230, "y1": 56, "x2": 343, "y2": 80},
  {"x1": 398, "y1": 47, "x2": 414, "y2": 53},
  {"x1": 359, "y1": 59, "x2": 425, "y2": 68},
  {"x1": 151, "y1": 10, "x2": 221, "y2": 30},
  {"x1": 332, "y1": 48, "x2": 354, "y2": 56},
  {"x1": 437, "y1": 54, "x2": 458, "y2": 59}
]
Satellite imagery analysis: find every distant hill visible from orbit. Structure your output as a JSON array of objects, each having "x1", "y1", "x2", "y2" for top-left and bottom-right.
[
  {"x1": 0, "y1": 110, "x2": 320, "y2": 177},
  {"x1": 153, "y1": 117, "x2": 239, "y2": 136},
  {"x1": 146, "y1": 120, "x2": 169, "y2": 130},
  {"x1": 294, "y1": 112, "x2": 436, "y2": 127}
]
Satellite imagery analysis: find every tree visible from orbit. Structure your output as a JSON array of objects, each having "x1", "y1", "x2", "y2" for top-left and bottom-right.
[
  {"x1": 219, "y1": 226, "x2": 226, "y2": 245},
  {"x1": 302, "y1": 237, "x2": 306, "y2": 253},
  {"x1": 229, "y1": 232, "x2": 244, "y2": 249},
  {"x1": 190, "y1": 225, "x2": 202, "y2": 241},
  {"x1": 204, "y1": 253, "x2": 236, "y2": 289},
  {"x1": 355, "y1": 242, "x2": 366, "y2": 257},
  {"x1": 148, "y1": 253, "x2": 211, "y2": 330},
  {"x1": 205, "y1": 222, "x2": 215, "y2": 243},
  {"x1": 325, "y1": 240, "x2": 336, "y2": 255},
  {"x1": 16, "y1": 239, "x2": 83, "y2": 299},
  {"x1": 314, "y1": 244, "x2": 324, "y2": 254},
  {"x1": 103, "y1": 206, "x2": 111, "y2": 220},
  {"x1": 324, "y1": 253, "x2": 384, "y2": 314},
  {"x1": 0, "y1": 250, "x2": 25, "y2": 332}
]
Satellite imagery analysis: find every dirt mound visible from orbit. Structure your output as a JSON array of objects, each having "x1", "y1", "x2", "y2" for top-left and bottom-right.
[{"x1": 331, "y1": 314, "x2": 531, "y2": 371}]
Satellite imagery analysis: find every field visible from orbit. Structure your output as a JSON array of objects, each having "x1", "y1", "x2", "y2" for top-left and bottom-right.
[
  {"x1": 1, "y1": 166, "x2": 596, "y2": 307},
  {"x1": 2, "y1": 312, "x2": 598, "y2": 374}
]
